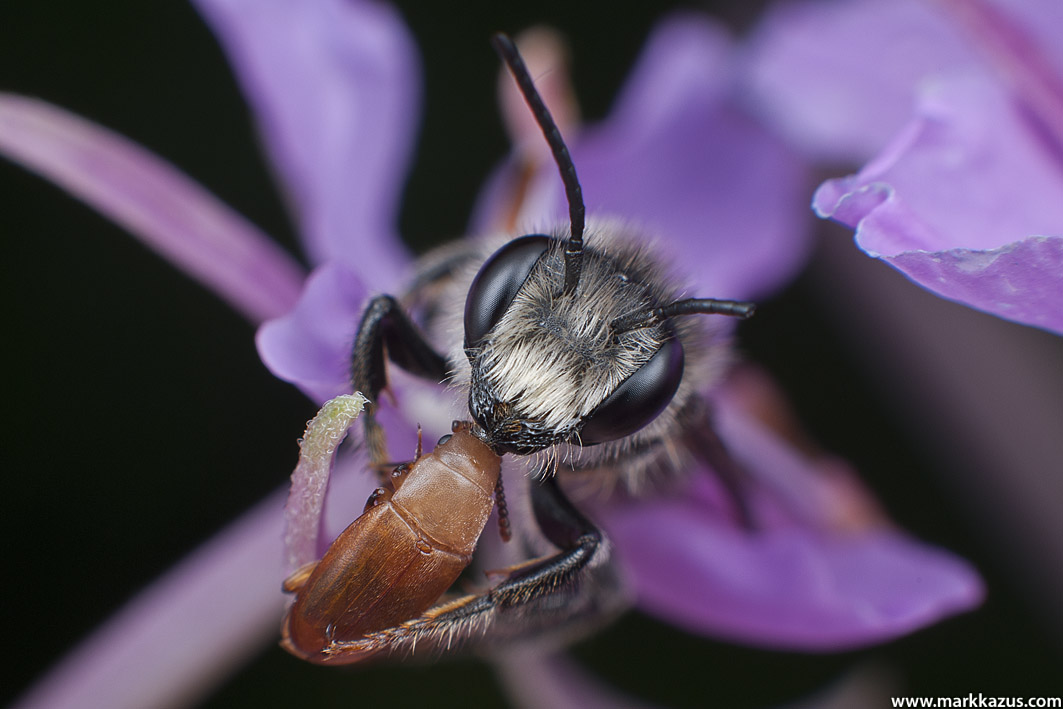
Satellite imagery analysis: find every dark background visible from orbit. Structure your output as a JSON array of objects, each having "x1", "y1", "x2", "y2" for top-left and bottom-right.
[{"x1": 2, "y1": 1, "x2": 1060, "y2": 707}]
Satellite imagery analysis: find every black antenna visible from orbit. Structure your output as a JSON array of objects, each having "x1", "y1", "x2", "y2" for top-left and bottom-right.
[
  {"x1": 491, "y1": 33, "x2": 585, "y2": 295},
  {"x1": 611, "y1": 298, "x2": 756, "y2": 334}
]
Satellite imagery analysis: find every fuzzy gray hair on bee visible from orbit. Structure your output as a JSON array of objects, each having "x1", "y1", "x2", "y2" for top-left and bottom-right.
[{"x1": 336, "y1": 32, "x2": 757, "y2": 659}]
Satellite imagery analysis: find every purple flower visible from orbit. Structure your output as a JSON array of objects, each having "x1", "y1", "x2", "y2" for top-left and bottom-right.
[
  {"x1": 747, "y1": 0, "x2": 1063, "y2": 334},
  {"x1": 2, "y1": 2, "x2": 983, "y2": 706}
]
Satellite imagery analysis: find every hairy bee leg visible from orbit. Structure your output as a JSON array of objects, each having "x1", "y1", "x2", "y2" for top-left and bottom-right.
[
  {"x1": 350, "y1": 294, "x2": 449, "y2": 470},
  {"x1": 487, "y1": 473, "x2": 604, "y2": 609},
  {"x1": 320, "y1": 476, "x2": 620, "y2": 661},
  {"x1": 684, "y1": 403, "x2": 756, "y2": 529}
]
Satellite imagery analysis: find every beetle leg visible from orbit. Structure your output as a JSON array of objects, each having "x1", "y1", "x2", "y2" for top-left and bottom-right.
[
  {"x1": 369, "y1": 459, "x2": 409, "y2": 475},
  {"x1": 350, "y1": 294, "x2": 449, "y2": 472},
  {"x1": 319, "y1": 475, "x2": 626, "y2": 662},
  {"x1": 282, "y1": 561, "x2": 319, "y2": 594}
]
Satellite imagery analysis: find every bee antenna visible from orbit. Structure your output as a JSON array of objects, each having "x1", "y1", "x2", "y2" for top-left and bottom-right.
[
  {"x1": 611, "y1": 298, "x2": 757, "y2": 335},
  {"x1": 491, "y1": 33, "x2": 585, "y2": 295}
]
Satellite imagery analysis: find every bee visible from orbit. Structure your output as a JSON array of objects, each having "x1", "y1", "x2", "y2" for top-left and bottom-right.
[{"x1": 283, "y1": 33, "x2": 755, "y2": 662}]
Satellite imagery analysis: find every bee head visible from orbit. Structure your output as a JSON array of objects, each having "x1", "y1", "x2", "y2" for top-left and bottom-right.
[
  {"x1": 472, "y1": 35, "x2": 754, "y2": 457},
  {"x1": 462, "y1": 232, "x2": 686, "y2": 455}
]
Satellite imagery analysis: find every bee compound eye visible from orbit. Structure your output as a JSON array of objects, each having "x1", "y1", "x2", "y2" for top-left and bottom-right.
[
  {"x1": 464, "y1": 235, "x2": 553, "y2": 350},
  {"x1": 578, "y1": 336, "x2": 685, "y2": 445}
]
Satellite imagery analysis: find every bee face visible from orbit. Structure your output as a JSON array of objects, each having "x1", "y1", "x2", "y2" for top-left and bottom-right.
[{"x1": 444, "y1": 225, "x2": 718, "y2": 467}]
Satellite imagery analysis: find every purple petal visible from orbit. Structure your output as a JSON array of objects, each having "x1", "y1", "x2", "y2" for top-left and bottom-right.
[
  {"x1": 255, "y1": 263, "x2": 439, "y2": 478},
  {"x1": 744, "y1": 0, "x2": 1063, "y2": 163},
  {"x1": 999, "y1": 0, "x2": 1063, "y2": 67},
  {"x1": 935, "y1": 0, "x2": 1063, "y2": 163},
  {"x1": 14, "y1": 490, "x2": 287, "y2": 709},
  {"x1": 256, "y1": 262, "x2": 369, "y2": 403},
  {"x1": 601, "y1": 402, "x2": 984, "y2": 651},
  {"x1": 875, "y1": 238, "x2": 1063, "y2": 335},
  {"x1": 501, "y1": 14, "x2": 811, "y2": 300},
  {"x1": 494, "y1": 650, "x2": 654, "y2": 709},
  {"x1": 744, "y1": 0, "x2": 976, "y2": 163},
  {"x1": 814, "y1": 76, "x2": 1063, "y2": 334},
  {"x1": 15, "y1": 449, "x2": 391, "y2": 709},
  {"x1": 0, "y1": 93, "x2": 305, "y2": 324},
  {"x1": 193, "y1": 0, "x2": 419, "y2": 283},
  {"x1": 619, "y1": 512, "x2": 983, "y2": 651}
]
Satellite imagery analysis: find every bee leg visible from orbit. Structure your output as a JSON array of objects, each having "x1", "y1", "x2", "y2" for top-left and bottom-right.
[
  {"x1": 684, "y1": 401, "x2": 756, "y2": 529},
  {"x1": 320, "y1": 476, "x2": 625, "y2": 661},
  {"x1": 488, "y1": 472, "x2": 606, "y2": 609},
  {"x1": 350, "y1": 294, "x2": 449, "y2": 472}
]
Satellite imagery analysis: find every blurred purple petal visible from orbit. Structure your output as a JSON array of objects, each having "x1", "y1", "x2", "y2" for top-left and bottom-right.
[
  {"x1": 744, "y1": 0, "x2": 977, "y2": 163},
  {"x1": 0, "y1": 93, "x2": 304, "y2": 323},
  {"x1": 256, "y1": 263, "x2": 369, "y2": 403},
  {"x1": 945, "y1": 0, "x2": 1063, "y2": 100},
  {"x1": 746, "y1": 0, "x2": 1063, "y2": 161},
  {"x1": 814, "y1": 77, "x2": 1063, "y2": 334},
  {"x1": 495, "y1": 650, "x2": 654, "y2": 709},
  {"x1": 615, "y1": 510, "x2": 982, "y2": 651},
  {"x1": 14, "y1": 446, "x2": 392, "y2": 709},
  {"x1": 15, "y1": 490, "x2": 287, "y2": 709},
  {"x1": 936, "y1": 0, "x2": 1063, "y2": 158},
  {"x1": 193, "y1": 0, "x2": 418, "y2": 283},
  {"x1": 602, "y1": 394, "x2": 984, "y2": 651},
  {"x1": 528, "y1": 14, "x2": 811, "y2": 299}
]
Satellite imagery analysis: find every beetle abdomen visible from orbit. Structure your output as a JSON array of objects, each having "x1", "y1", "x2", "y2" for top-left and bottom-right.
[
  {"x1": 282, "y1": 428, "x2": 502, "y2": 662},
  {"x1": 283, "y1": 501, "x2": 470, "y2": 659}
]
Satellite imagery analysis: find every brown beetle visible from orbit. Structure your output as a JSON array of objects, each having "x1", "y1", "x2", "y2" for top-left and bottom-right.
[{"x1": 280, "y1": 423, "x2": 502, "y2": 664}]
